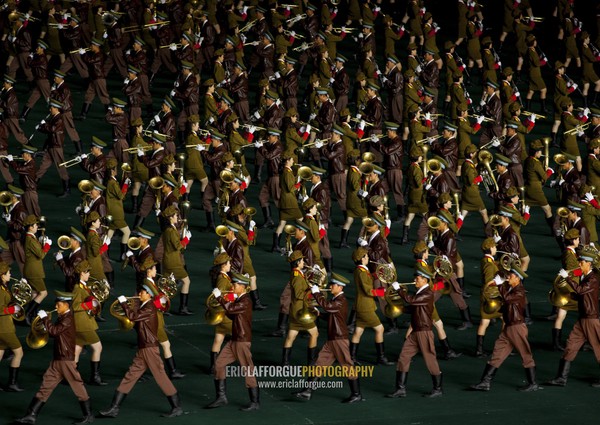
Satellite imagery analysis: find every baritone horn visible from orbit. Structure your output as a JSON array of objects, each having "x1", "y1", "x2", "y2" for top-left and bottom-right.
[
  {"x1": 384, "y1": 286, "x2": 405, "y2": 318},
  {"x1": 57, "y1": 235, "x2": 73, "y2": 250},
  {"x1": 477, "y1": 149, "x2": 498, "y2": 193},
  {"x1": 110, "y1": 299, "x2": 135, "y2": 331},
  {"x1": 26, "y1": 309, "x2": 57, "y2": 349}
]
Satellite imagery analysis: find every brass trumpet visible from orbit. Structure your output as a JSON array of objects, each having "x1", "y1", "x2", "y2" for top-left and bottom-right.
[
  {"x1": 159, "y1": 43, "x2": 181, "y2": 49},
  {"x1": 293, "y1": 41, "x2": 316, "y2": 52},
  {"x1": 358, "y1": 134, "x2": 387, "y2": 143},
  {"x1": 350, "y1": 117, "x2": 374, "y2": 126},
  {"x1": 123, "y1": 145, "x2": 153, "y2": 153},
  {"x1": 121, "y1": 21, "x2": 170, "y2": 33},
  {"x1": 521, "y1": 110, "x2": 546, "y2": 120},
  {"x1": 0, "y1": 155, "x2": 23, "y2": 160},
  {"x1": 415, "y1": 134, "x2": 443, "y2": 145},
  {"x1": 564, "y1": 122, "x2": 590, "y2": 135},
  {"x1": 468, "y1": 114, "x2": 495, "y2": 122},
  {"x1": 69, "y1": 47, "x2": 90, "y2": 54}
]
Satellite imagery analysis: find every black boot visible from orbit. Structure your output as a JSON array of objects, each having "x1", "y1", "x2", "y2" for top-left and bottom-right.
[
  {"x1": 386, "y1": 371, "x2": 408, "y2": 398},
  {"x1": 540, "y1": 98, "x2": 550, "y2": 114},
  {"x1": 349, "y1": 342, "x2": 361, "y2": 366},
  {"x1": 342, "y1": 379, "x2": 363, "y2": 403},
  {"x1": 524, "y1": 98, "x2": 531, "y2": 110},
  {"x1": 15, "y1": 397, "x2": 45, "y2": 424},
  {"x1": 475, "y1": 335, "x2": 488, "y2": 358},
  {"x1": 253, "y1": 164, "x2": 263, "y2": 184},
  {"x1": 552, "y1": 328, "x2": 565, "y2": 351},
  {"x1": 58, "y1": 179, "x2": 71, "y2": 198},
  {"x1": 205, "y1": 211, "x2": 216, "y2": 232},
  {"x1": 457, "y1": 277, "x2": 471, "y2": 298},
  {"x1": 271, "y1": 232, "x2": 282, "y2": 253},
  {"x1": 206, "y1": 380, "x2": 228, "y2": 408},
  {"x1": 424, "y1": 374, "x2": 443, "y2": 398},
  {"x1": 268, "y1": 313, "x2": 288, "y2": 337},
  {"x1": 323, "y1": 257, "x2": 332, "y2": 273},
  {"x1": 282, "y1": 347, "x2": 292, "y2": 366},
  {"x1": 240, "y1": 387, "x2": 260, "y2": 411},
  {"x1": 551, "y1": 132, "x2": 559, "y2": 149},
  {"x1": 375, "y1": 342, "x2": 394, "y2": 365},
  {"x1": 177, "y1": 293, "x2": 193, "y2": 315},
  {"x1": 524, "y1": 302, "x2": 533, "y2": 325},
  {"x1": 89, "y1": 361, "x2": 107, "y2": 386},
  {"x1": 165, "y1": 357, "x2": 186, "y2": 379},
  {"x1": 545, "y1": 216, "x2": 556, "y2": 237},
  {"x1": 250, "y1": 290, "x2": 267, "y2": 310},
  {"x1": 120, "y1": 243, "x2": 127, "y2": 261},
  {"x1": 162, "y1": 393, "x2": 183, "y2": 417},
  {"x1": 401, "y1": 225, "x2": 409, "y2": 245},
  {"x1": 456, "y1": 307, "x2": 474, "y2": 330},
  {"x1": 384, "y1": 317, "x2": 399, "y2": 335},
  {"x1": 347, "y1": 308, "x2": 357, "y2": 334},
  {"x1": 73, "y1": 140, "x2": 83, "y2": 155},
  {"x1": 209, "y1": 351, "x2": 218, "y2": 375},
  {"x1": 130, "y1": 196, "x2": 138, "y2": 214},
  {"x1": 307, "y1": 346, "x2": 318, "y2": 365},
  {"x1": 339, "y1": 229, "x2": 350, "y2": 248},
  {"x1": 25, "y1": 301, "x2": 40, "y2": 326},
  {"x1": 439, "y1": 338, "x2": 462, "y2": 360},
  {"x1": 99, "y1": 391, "x2": 126, "y2": 418},
  {"x1": 5, "y1": 367, "x2": 24, "y2": 392},
  {"x1": 19, "y1": 107, "x2": 31, "y2": 123},
  {"x1": 394, "y1": 205, "x2": 405, "y2": 223},
  {"x1": 132, "y1": 215, "x2": 145, "y2": 230},
  {"x1": 294, "y1": 377, "x2": 316, "y2": 400},
  {"x1": 77, "y1": 103, "x2": 91, "y2": 120},
  {"x1": 519, "y1": 367, "x2": 540, "y2": 392},
  {"x1": 470, "y1": 364, "x2": 497, "y2": 391},
  {"x1": 546, "y1": 359, "x2": 570, "y2": 386},
  {"x1": 442, "y1": 100, "x2": 451, "y2": 116},
  {"x1": 261, "y1": 206, "x2": 275, "y2": 228},
  {"x1": 73, "y1": 399, "x2": 94, "y2": 425}
]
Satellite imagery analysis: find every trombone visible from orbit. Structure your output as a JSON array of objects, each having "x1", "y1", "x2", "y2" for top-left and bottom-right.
[
  {"x1": 185, "y1": 142, "x2": 210, "y2": 149},
  {"x1": 564, "y1": 122, "x2": 590, "y2": 135},
  {"x1": 58, "y1": 156, "x2": 83, "y2": 167},
  {"x1": 301, "y1": 137, "x2": 331, "y2": 148}
]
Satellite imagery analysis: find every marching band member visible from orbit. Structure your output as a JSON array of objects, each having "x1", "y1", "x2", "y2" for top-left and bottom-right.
[
  {"x1": 0, "y1": 261, "x2": 24, "y2": 392},
  {"x1": 22, "y1": 215, "x2": 51, "y2": 325},
  {"x1": 475, "y1": 238, "x2": 502, "y2": 358}
]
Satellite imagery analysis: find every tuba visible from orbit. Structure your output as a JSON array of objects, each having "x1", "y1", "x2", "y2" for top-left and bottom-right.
[
  {"x1": 26, "y1": 309, "x2": 56, "y2": 349},
  {"x1": 383, "y1": 286, "x2": 405, "y2": 318},
  {"x1": 110, "y1": 299, "x2": 135, "y2": 331}
]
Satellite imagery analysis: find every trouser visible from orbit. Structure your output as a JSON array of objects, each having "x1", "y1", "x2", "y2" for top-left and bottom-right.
[
  {"x1": 5, "y1": 118, "x2": 27, "y2": 145},
  {"x1": 0, "y1": 148, "x2": 13, "y2": 183},
  {"x1": 258, "y1": 176, "x2": 280, "y2": 207},
  {"x1": 214, "y1": 341, "x2": 257, "y2": 388},
  {"x1": 60, "y1": 54, "x2": 90, "y2": 79},
  {"x1": 61, "y1": 111, "x2": 80, "y2": 143},
  {"x1": 37, "y1": 147, "x2": 70, "y2": 180},
  {"x1": 36, "y1": 360, "x2": 89, "y2": 402},
  {"x1": 23, "y1": 190, "x2": 41, "y2": 216},
  {"x1": 26, "y1": 79, "x2": 52, "y2": 109},
  {"x1": 7, "y1": 52, "x2": 33, "y2": 81},
  {"x1": 489, "y1": 324, "x2": 535, "y2": 369},
  {"x1": 84, "y1": 78, "x2": 110, "y2": 105},
  {"x1": 397, "y1": 330, "x2": 441, "y2": 375},
  {"x1": 116, "y1": 346, "x2": 177, "y2": 396}
]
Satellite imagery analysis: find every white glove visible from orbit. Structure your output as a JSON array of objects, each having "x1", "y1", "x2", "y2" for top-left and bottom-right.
[
  {"x1": 476, "y1": 115, "x2": 484, "y2": 124},
  {"x1": 310, "y1": 285, "x2": 320, "y2": 294},
  {"x1": 301, "y1": 195, "x2": 309, "y2": 203},
  {"x1": 118, "y1": 295, "x2": 127, "y2": 303},
  {"x1": 124, "y1": 78, "x2": 130, "y2": 85},
  {"x1": 392, "y1": 282, "x2": 400, "y2": 291},
  {"x1": 125, "y1": 49, "x2": 131, "y2": 55},
  {"x1": 370, "y1": 134, "x2": 379, "y2": 143},
  {"x1": 42, "y1": 237, "x2": 52, "y2": 247},
  {"x1": 479, "y1": 99, "x2": 486, "y2": 107},
  {"x1": 458, "y1": 214, "x2": 464, "y2": 221},
  {"x1": 124, "y1": 178, "x2": 131, "y2": 186},
  {"x1": 583, "y1": 107, "x2": 590, "y2": 116},
  {"x1": 169, "y1": 43, "x2": 178, "y2": 51},
  {"x1": 425, "y1": 112, "x2": 431, "y2": 121},
  {"x1": 492, "y1": 140, "x2": 501, "y2": 148},
  {"x1": 212, "y1": 288, "x2": 222, "y2": 298},
  {"x1": 558, "y1": 178, "x2": 565, "y2": 186},
  {"x1": 174, "y1": 80, "x2": 180, "y2": 87},
  {"x1": 184, "y1": 230, "x2": 192, "y2": 240},
  {"x1": 254, "y1": 141, "x2": 263, "y2": 148},
  {"x1": 83, "y1": 206, "x2": 90, "y2": 214},
  {"x1": 427, "y1": 240, "x2": 434, "y2": 248},
  {"x1": 223, "y1": 205, "x2": 230, "y2": 213},
  {"x1": 5, "y1": 155, "x2": 13, "y2": 162},
  {"x1": 549, "y1": 180, "x2": 557, "y2": 188},
  {"x1": 274, "y1": 71, "x2": 281, "y2": 79},
  {"x1": 75, "y1": 206, "x2": 82, "y2": 214},
  {"x1": 380, "y1": 75, "x2": 388, "y2": 84},
  {"x1": 37, "y1": 310, "x2": 47, "y2": 319},
  {"x1": 315, "y1": 141, "x2": 323, "y2": 149},
  {"x1": 493, "y1": 274, "x2": 504, "y2": 286},
  {"x1": 54, "y1": 252, "x2": 63, "y2": 261},
  {"x1": 12, "y1": 304, "x2": 22, "y2": 313},
  {"x1": 170, "y1": 89, "x2": 176, "y2": 97},
  {"x1": 154, "y1": 114, "x2": 161, "y2": 123},
  {"x1": 208, "y1": 116, "x2": 215, "y2": 124},
  {"x1": 385, "y1": 219, "x2": 391, "y2": 229},
  {"x1": 529, "y1": 113, "x2": 536, "y2": 122},
  {"x1": 1, "y1": 213, "x2": 9, "y2": 221},
  {"x1": 155, "y1": 209, "x2": 161, "y2": 216},
  {"x1": 126, "y1": 250, "x2": 134, "y2": 258},
  {"x1": 415, "y1": 65, "x2": 422, "y2": 74},
  {"x1": 253, "y1": 111, "x2": 261, "y2": 119},
  {"x1": 585, "y1": 192, "x2": 594, "y2": 202},
  {"x1": 137, "y1": 147, "x2": 144, "y2": 156},
  {"x1": 194, "y1": 144, "x2": 202, "y2": 151},
  {"x1": 357, "y1": 189, "x2": 368, "y2": 198},
  {"x1": 358, "y1": 33, "x2": 364, "y2": 39},
  {"x1": 103, "y1": 235, "x2": 111, "y2": 245},
  {"x1": 248, "y1": 125, "x2": 256, "y2": 133},
  {"x1": 493, "y1": 234, "x2": 501, "y2": 243},
  {"x1": 425, "y1": 183, "x2": 432, "y2": 190},
  {"x1": 309, "y1": 113, "x2": 316, "y2": 121},
  {"x1": 80, "y1": 153, "x2": 88, "y2": 159},
  {"x1": 78, "y1": 48, "x2": 86, "y2": 55},
  {"x1": 57, "y1": 23, "x2": 64, "y2": 29},
  {"x1": 249, "y1": 220, "x2": 256, "y2": 229},
  {"x1": 524, "y1": 205, "x2": 530, "y2": 214},
  {"x1": 558, "y1": 268, "x2": 569, "y2": 278},
  {"x1": 357, "y1": 237, "x2": 368, "y2": 247},
  {"x1": 28, "y1": 53, "x2": 34, "y2": 59},
  {"x1": 102, "y1": 31, "x2": 108, "y2": 39}
]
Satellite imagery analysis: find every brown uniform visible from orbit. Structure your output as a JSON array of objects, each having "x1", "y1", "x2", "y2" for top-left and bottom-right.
[
  {"x1": 0, "y1": 86, "x2": 28, "y2": 145},
  {"x1": 9, "y1": 159, "x2": 40, "y2": 216},
  {"x1": 115, "y1": 299, "x2": 177, "y2": 396},
  {"x1": 36, "y1": 112, "x2": 69, "y2": 182}
]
